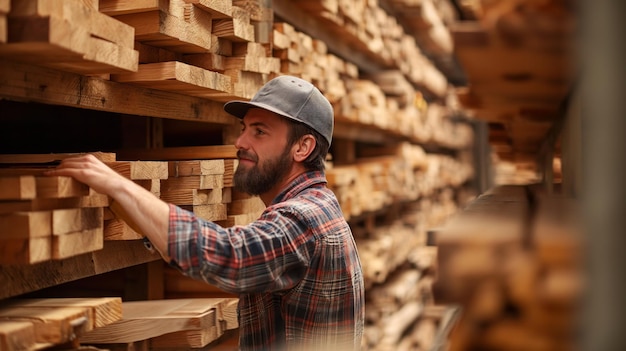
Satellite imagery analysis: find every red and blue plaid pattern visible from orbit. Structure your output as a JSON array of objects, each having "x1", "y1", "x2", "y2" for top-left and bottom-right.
[{"x1": 167, "y1": 171, "x2": 364, "y2": 350}]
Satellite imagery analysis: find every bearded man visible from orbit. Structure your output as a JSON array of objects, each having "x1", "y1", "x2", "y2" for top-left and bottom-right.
[{"x1": 47, "y1": 75, "x2": 365, "y2": 351}]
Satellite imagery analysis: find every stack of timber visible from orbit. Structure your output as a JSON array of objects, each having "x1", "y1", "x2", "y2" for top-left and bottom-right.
[
  {"x1": 0, "y1": 297, "x2": 122, "y2": 351},
  {"x1": 0, "y1": 0, "x2": 138, "y2": 75},
  {"x1": 348, "y1": 185, "x2": 460, "y2": 350},
  {"x1": 0, "y1": 153, "x2": 113, "y2": 265},
  {"x1": 383, "y1": 0, "x2": 456, "y2": 56},
  {"x1": 326, "y1": 142, "x2": 473, "y2": 220},
  {"x1": 285, "y1": 0, "x2": 450, "y2": 99},
  {"x1": 434, "y1": 185, "x2": 583, "y2": 351},
  {"x1": 76, "y1": 298, "x2": 238, "y2": 351},
  {"x1": 272, "y1": 21, "x2": 474, "y2": 151}
]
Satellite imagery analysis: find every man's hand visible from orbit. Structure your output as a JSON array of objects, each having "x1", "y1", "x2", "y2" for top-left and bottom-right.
[
  {"x1": 44, "y1": 154, "x2": 172, "y2": 261},
  {"x1": 44, "y1": 154, "x2": 128, "y2": 196}
]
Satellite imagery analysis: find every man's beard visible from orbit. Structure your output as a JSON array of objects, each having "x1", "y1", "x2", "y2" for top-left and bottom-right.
[{"x1": 233, "y1": 148, "x2": 292, "y2": 196}]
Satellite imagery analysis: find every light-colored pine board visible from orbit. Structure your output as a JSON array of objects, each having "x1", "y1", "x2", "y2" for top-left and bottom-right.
[
  {"x1": 111, "y1": 61, "x2": 232, "y2": 97},
  {"x1": 0, "y1": 175, "x2": 36, "y2": 200},
  {"x1": 0, "y1": 237, "x2": 51, "y2": 264},
  {"x1": 160, "y1": 188, "x2": 223, "y2": 206},
  {"x1": 0, "y1": 194, "x2": 110, "y2": 215},
  {"x1": 0, "y1": 211, "x2": 52, "y2": 238},
  {"x1": 212, "y1": 6, "x2": 255, "y2": 42},
  {"x1": 11, "y1": 298, "x2": 122, "y2": 329},
  {"x1": 78, "y1": 298, "x2": 237, "y2": 344},
  {"x1": 52, "y1": 207, "x2": 103, "y2": 235},
  {"x1": 35, "y1": 176, "x2": 90, "y2": 198},
  {"x1": 52, "y1": 226, "x2": 104, "y2": 259},
  {"x1": 0, "y1": 320, "x2": 36, "y2": 351},
  {"x1": 182, "y1": 52, "x2": 225, "y2": 71},
  {"x1": 183, "y1": 0, "x2": 232, "y2": 19},
  {"x1": 113, "y1": 10, "x2": 211, "y2": 53},
  {"x1": 99, "y1": 0, "x2": 161, "y2": 16},
  {"x1": 105, "y1": 161, "x2": 169, "y2": 180},
  {"x1": 168, "y1": 160, "x2": 226, "y2": 177},
  {"x1": 0, "y1": 16, "x2": 138, "y2": 74},
  {"x1": 0, "y1": 305, "x2": 91, "y2": 344},
  {"x1": 180, "y1": 203, "x2": 228, "y2": 221},
  {"x1": 161, "y1": 175, "x2": 225, "y2": 191},
  {"x1": 149, "y1": 326, "x2": 219, "y2": 348},
  {"x1": 103, "y1": 218, "x2": 143, "y2": 241},
  {"x1": 0, "y1": 58, "x2": 232, "y2": 124}
]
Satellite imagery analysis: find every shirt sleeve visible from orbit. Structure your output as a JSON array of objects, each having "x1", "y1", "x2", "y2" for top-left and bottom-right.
[{"x1": 167, "y1": 204, "x2": 315, "y2": 294}]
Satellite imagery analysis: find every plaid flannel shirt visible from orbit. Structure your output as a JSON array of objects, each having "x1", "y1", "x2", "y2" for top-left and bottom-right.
[{"x1": 167, "y1": 171, "x2": 364, "y2": 351}]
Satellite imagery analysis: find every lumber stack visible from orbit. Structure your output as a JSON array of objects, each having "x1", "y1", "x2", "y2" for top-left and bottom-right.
[
  {"x1": 434, "y1": 185, "x2": 583, "y2": 351},
  {"x1": 326, "y1": 142, "x2": 473, "y2": 220},
  {"x1": 350, "y1": 189, "x2": 459, "y2": 350},
  {"x1": 0, "y1": 0, "x2": 138, "y2": 75},
  {"x1": 0, "y1": 297, "x2": 122, "y2": 351},
  {"x1": 0, "y1": 148, "x2": 270, "y2": 264},
  {"x1": 98, "y1": 0, "x2": 279, "y2": 101},
  {"x1": 77, "y1": 298, "x2": 238, "y2": 350},
  {"x1": 287, "y1": 0, "x2": 450, "y2": 99},
  {"x1": 385, "y1": 0, "x2": 456, "y2": 56},
  {"x1": 0, "y1": 153, "x2": 113, "y2": 265}
]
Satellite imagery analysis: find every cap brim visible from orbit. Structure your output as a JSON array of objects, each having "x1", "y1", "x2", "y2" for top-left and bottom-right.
[{"x1": 224, "y1": 100, "x2": 299, "y2": 122}]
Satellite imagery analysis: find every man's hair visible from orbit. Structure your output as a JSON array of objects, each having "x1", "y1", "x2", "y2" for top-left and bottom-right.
[{"x1": 285, "y1": 118, "x2": 329, "y2": 171}]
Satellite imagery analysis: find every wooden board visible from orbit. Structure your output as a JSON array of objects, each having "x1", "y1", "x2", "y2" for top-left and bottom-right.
[
  {"x1": 111, "y1": 61, "x2": 232, "y2": 97},
  {"x1": 0, "y1": 320, "x2": 36, "y2": 351},
  {"x1": 0, "y1": 175, "x2": 36, "y2": 200},
  {"x1": 105, "y1": 161, "x2": 169, "y2": 180},
  {"x1": 78, "y1": 298, "x2": 238, "y2": 344},
  {"x1": 116, "y1": 146, "x2": 238, "y2": 161},
  {"x1": 10, "y1": 298, "x2": 123, "y2": 329}
]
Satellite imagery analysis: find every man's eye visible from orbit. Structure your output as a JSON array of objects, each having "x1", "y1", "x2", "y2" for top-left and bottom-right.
[{"x1": 255, "y1": 129, "x2": 265, "y2": 135}]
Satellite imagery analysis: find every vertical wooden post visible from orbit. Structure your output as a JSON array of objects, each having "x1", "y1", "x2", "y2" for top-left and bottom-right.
[{"x1": 581, "y1": 0, "x2": 626, "y2": 350}]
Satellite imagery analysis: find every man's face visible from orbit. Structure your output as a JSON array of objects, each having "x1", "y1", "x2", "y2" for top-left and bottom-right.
[{"x1": 233, "y1": 109, "x2": 293, "y2": 195}]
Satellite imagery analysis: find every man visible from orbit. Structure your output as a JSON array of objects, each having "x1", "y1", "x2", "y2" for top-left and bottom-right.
[{"x1": 46, "y1": 75, "x2": 365, "y2": 351}]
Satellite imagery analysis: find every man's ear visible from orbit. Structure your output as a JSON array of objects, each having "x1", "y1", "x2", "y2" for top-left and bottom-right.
[{"x1": 293, "y1": 134, "x2": 316, "y2": 162}]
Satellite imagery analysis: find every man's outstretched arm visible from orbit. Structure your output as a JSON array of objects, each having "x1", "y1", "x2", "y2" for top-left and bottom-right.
[{"x1": 45, "y1": 154, "x2": 171, "y2": 261}]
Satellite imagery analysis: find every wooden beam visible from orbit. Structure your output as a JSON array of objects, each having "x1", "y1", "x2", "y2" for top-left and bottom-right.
[
  {"x1": 0, "y1": 240, "x2": 160, "y2": 299},
  {"x1": 0, "y1": 59, "x2": 231, "y2": 124}
]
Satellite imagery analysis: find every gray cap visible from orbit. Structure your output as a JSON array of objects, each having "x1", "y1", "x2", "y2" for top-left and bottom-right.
[{"x1": 223, "y1": 75, "x2": 334, "y2": 146}]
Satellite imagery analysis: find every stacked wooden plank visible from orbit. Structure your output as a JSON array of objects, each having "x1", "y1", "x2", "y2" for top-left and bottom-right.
[
  {"x1": 272, "y1": 21, "x2": 356, "y2": 102},
  {"x1": 0, "y1": 153, "x2": 114, "y2": 264},
  {"x1": 351, "y1": 192, "x2": 459, "y2": 350},
  {"x1": 77, "y1": 298, "x2": 238, "y2": 350},
  {"x1": 434, "y1": 185, "x2": 583, "y2": 351},
  {"x1": 0, "y1": 0, "x2": 138, "y2": 74},
  {"x1": 0, "y1": 297, "x2": 122, "y2": 351},
  {"x1": 114, "y1": 145, "x2": 267, "y2": 228},
  {"x1": 327, "y1": 142, "x2": 473, "y2": 220},
  {"x1": 287, "y1": 0, "x2": 450, "y2": 99},
  {"x1": 103, "y1": 160, "x2": 169, "y2": 240},
  {"x1": 384, "y1": 0, "x2": 456, "y2": 56},
  {"x1": 99, "y1": 0, "x2": 278, "y2": 101}
]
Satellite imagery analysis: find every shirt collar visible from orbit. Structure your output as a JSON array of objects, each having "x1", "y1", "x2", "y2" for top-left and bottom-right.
[{"x1": 270, "y1": 170, "x2": 327, "y2": 206}]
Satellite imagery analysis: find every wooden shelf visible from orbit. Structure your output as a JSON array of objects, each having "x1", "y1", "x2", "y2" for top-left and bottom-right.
[
  {"x1": 0, "y1": 240, "x2": 160, "y2": 300},
  {"x1": 0, "y1": 59, "x2": 232, "y2": 125}
]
